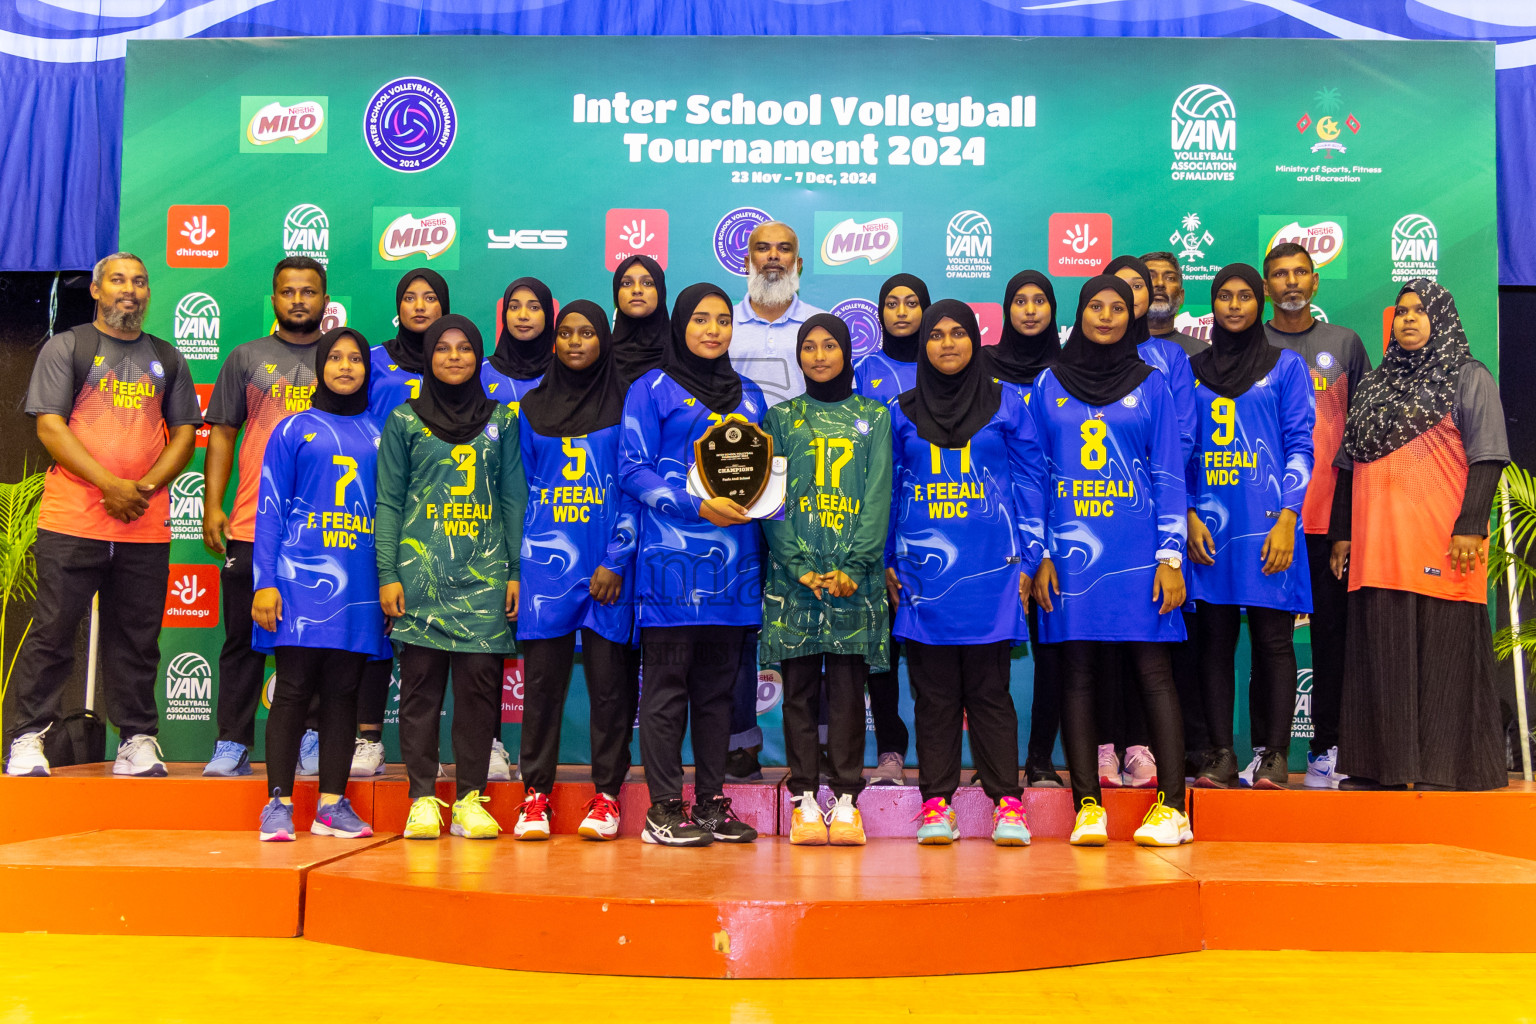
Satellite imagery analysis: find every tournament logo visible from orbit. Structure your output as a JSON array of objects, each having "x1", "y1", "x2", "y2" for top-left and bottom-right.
[
  {"x1": 173, "y1": 292, "x2": 221, "y2": 361},
  {"x1": 373, "y1": 208, "x2": 460, "y2": 270},
  {"x1": 240, "y1": 97, "x2": 328, "y2": 153},
  {"x1": 169, "y1": 471, "x2": 204, "y2": 541},
  {"x1": 1296, "y1": 88, "x2": 1360, "y2": 160},
  {"x1": 714, "y1": 207, "x2": 771, "y2": 276},
  {"x1": 1390, "y1": 214, "x2": 1438, "y2": 283},
  {"x1": 486, "y1": 228, "x2": 569, "y2": 251},
  {"x1": 166, "y1": 204, "x2": 229, "y2": 269},
  {"x1": 163, "y1": 564, "x2": 219, "y2": 628},
  {"x1": 1261, "y1": 217, "x2": 1347, "y2": 276},
  {"x1": 1170, "y1": 83, "x2": 1237, "y2": 181},
  {"x1": 830, "y1": 298, "x2": 881, "y2": 361},
  {"x1": 164, "y1": 652, "x2": 213, "y2": 723},
  {"x1": 605, "y1": 208, "x2": 669, "y2": 271},
  {"x1": 364, "y1": 77, "x2": 457, "y2": 173},
  {"x1": 945, "y1": 210, "x2": 992, "y2": 280},
  {"x1": 1047, "y1": 212, "x2": 1112, "y2": 276},
  {"x1": 817, "y1": 213, "x2": 901, "y2": 273},
  {"x1": 283, "y1": 204, "x2": 329, "y2": 265},
  {"x1": 1292, "y1": 667, "x2": 1315, "y2": 740}
]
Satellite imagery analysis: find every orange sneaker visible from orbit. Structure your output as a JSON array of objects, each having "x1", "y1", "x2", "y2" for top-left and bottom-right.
[
  {"x1": 789, "y1": 791, "x2": 828, "y2": 845},
  {"x1": 827, "y1": 793, "x2": 866, "y2": 846}
]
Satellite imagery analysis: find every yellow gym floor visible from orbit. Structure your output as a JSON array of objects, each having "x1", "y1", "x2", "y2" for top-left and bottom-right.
[{"x1": 1, "y1": 935, "x2": 1532, "y2": 1022}]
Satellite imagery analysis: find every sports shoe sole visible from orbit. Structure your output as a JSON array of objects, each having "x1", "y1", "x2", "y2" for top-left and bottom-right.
[
  {"x1": 402, "y1": 828, "x2": 440, "y2": 840},
  {"x1": 259, "y1": 830, "x2": 295, "y2": 842},
  {"x1": 513, "y1": 827, "x2": 551, "y2": 841},
  {"x1": 114, "y1": 764, "x2": 168, "y2": 777},
  {"x1": 311, "y1": 821, "x2": 374, "y2": 839},
  {"x1": 203, "y1": 764, "x2": 252, "y2": 777},
  {"x1": 1028, "y1": 778, "x2": 1063, "y2": 788},
  {"x1": 641, "y1": 828, "x2": 712, "y2": 847},
  {"x1": 868, "y1": 776, "x2": 903, "y2": 786},
  {"x1": 450, "y1": 824, "x2": 501, "y2": 839},
  {"x1": 790, "y1": 829, "x2": 829, "y2": 846},
  {"x1": 349, "y1": 764, "x2": 386, "y2": 778},
  {"x1": 916, "y1": 831, "x2": 959, "y2": 846},
  {"x1": 1252, "y1": 777, "x2": 1289, "y2": 790},
  {"x1": 1069, "y1": 833, "x2": 1109, "y2": 847},
  {"x1": 829, "y1": 830, "x2": 867, "y2": 846},
  {"x1": 1304, "y1": 774, "x2": 1340, "y2": 789},
  {"x1": 1133, "y1": 831, "x2": 1193, "y2": 847},
  {"x1": 1194, "y1": 775, "x2": 1234, "y2": 789},
  {"x1": 577, "y1": 821, "x2": 619, "y2": 840},
  {"x1": 709, "y1": 830, "x2": 758, "y2": 843},
  {"x1": 6, "y1": 766, "x2": 50, "y2": 777},
  {"x1": 1098, "y1": 775, "x2": 1122, "y2": 788},
  {"x1": 992, "y1": 833, "x2": 1031, "y2": 847}
]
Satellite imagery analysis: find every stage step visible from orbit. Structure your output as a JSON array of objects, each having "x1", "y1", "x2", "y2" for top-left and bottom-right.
[{"x1": 0, "y1": 829, "x2": 394, "y2": 937}]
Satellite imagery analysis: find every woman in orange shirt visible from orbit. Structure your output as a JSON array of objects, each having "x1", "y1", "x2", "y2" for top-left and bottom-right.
[{"x1": 1330, "y1": 279, "x2": 1508, "y2": 791}]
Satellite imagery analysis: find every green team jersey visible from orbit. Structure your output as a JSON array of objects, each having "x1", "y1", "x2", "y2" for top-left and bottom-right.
[
  {"x1": 760, "y1": 393, "x2": 892, "y2": 670},
  {"x1": 375, "y1": 404, "x2": 525, "y2": 653}
]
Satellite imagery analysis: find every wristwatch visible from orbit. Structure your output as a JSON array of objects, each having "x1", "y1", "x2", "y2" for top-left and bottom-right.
[{"x1": 1159, "y1": 554, "x2": 1183, "y2": 570}]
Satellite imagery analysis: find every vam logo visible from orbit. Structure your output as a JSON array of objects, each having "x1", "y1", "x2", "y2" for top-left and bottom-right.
[
  {"x1": 240, "y1": 97, "x2": 328, "y2": 154},
  {"x1": 815, "y1": 212, "x2": 902, "y2": 275},
  {"x1": 169, "y1": 472, "x2": 204, "y2": 540},
  {"x1": 1170, "y1": 84, "x2": 1237, "y2": 182},
  {"x1": 372, "y1": 208, "x2": 460, "y2": 270},
  {"x1": 173, "y1": 292, "x2": 220, "y2": 361},
  {"x1": 945, "y1": 210, "x2": 992, "y2": 280},
  {"x1": 165, "y1": 652, "x2": 214, "y2": 722},
  {"x1": 1292, "y1": 667, "x2": 1315, "y2": 740},
  {"x1": 283, "y1": 204, "x2": 330, "y2": 264},
  {"x1": 1391, "y1": 214, "x2": 1438, "y2": 283}
]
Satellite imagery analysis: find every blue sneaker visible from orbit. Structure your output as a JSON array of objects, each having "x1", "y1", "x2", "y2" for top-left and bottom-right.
[
  {"x1": 991, "y1": 796, "x2": 1032, "y2": 846},
  {"x1": 296, "y1": 729, "x2": 319, "y2": 776},
  {"x1": 311, "y1": 797, "x2": 374, "y2": 839},
  {"x1": 203, "y1": 740, "x2": 252, "y2": 777},
  {"x1": 259, "y1": 790, "x2": 295, "y2": 842}
]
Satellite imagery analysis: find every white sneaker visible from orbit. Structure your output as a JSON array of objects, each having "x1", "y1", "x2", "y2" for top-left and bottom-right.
[
  {"x1": 513, "y1": 791, "x2": 551, "y2": 840},
  {"x1": 578, "y1": 792, "x2": 621, "y2": 840},
  {"x1": 488, "y1": 739, "x2": 513, "y2": 783},
  {"x1": 1305, "y1": 746, "x2": 1348, "y2": 789},
  {"x1": 113, "y1": 734, "x2": 167, "y2": 777},
  {"x1": 350, "y1": 737, "x2": 386, "y2": 777},
  {"x1": 1069, "y1": 799, "x2": 1109, "y2": 847},
  {"x1": 1133, "y1": 797, "x2": 1194, "y2": 847},
  {"x1": 1238, "y1": 748, "x2": 1264, "y2": 788},
  {"x1": 6, "y1": 728, "x2": 50, "y2": 777},
  {"x1": 1097, "y1": 744, "x2": 1122, "y2": 788}
]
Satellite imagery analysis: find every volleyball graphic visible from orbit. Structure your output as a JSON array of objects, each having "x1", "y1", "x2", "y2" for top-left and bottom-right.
[{"x1": 1172, "y1": 83, "x2": 1236, "y2": 124}]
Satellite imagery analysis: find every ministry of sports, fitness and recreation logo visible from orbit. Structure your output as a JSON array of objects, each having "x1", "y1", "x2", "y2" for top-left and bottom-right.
[
  {"x1": 283, "y1": 204, "x2": 329, "y2": 265},
  {"x1": 817, "y1": 213, "x2": 901, "y2": 274},
  {"x1": 945, "y1": 210, "x2": 992, "y2": 280},
  {"x1": 373, "y1": 208, "x2": 460, "y2": 270},
  {"x1": 1260, "y1": 216, "x2": 1347, "y2": 277},
  {"x1": 364, "y1": 77, "x2": 456, "y2": 173},
  {"x1": 165, "y1": 652, "x2": 213, "y2": 723},
  {"x1": 831, "y1": 298, "x2": 881, "y2": 360},
  {"x1": 714, "y1": 207, "x2": 771, "y2": 276},
  {"x1": 173, "y1": 292, "x2": 220, "y2": 361},
  {"x1": 1296, "y1": 88, "x2": 1361, "y2": 160},
  {"x1": 1390, "y1": 214, "x2": 1439, "y2": 283},
  {"x1": 169, "y1": 471, "x2": 204, "y2": 541},
  {"x1": 240, "y1": 97, "x2": 328, "y2": 153},
  {"x1": 1170, "y1": 83, "x2": 1236, "y2": 182},
  {"x1": 1169, "y1": 212, "x2": 1218, "y2": 283}
]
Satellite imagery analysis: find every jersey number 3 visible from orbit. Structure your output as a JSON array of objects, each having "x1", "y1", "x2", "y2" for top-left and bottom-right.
[{"x1": 450, "y1": 445, "x2": 477, "y2": 495}]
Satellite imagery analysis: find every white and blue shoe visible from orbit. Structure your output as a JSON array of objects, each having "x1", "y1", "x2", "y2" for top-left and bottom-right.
[
  {"x1": 1237, "y1": 747, "x2": 1264, "y2": 788},
  {"x1": 113, "y1": 734, "x2": 167, "y2": 777},
  {"x1": 203, "y1": 740, "x2": 252, "y2": 777},
  {"x1": 1305, "y1": 746, "x2": 1349, "y2": 789},
  {"x1": 259, "y1": 790, "x2": 295, "y2": 842},
  {"x1": 296, "y1": 729, "x2": 320, "y2": 776},
  {"x1": 5, "y1": 728, "x2": 51, "y2": 777}
]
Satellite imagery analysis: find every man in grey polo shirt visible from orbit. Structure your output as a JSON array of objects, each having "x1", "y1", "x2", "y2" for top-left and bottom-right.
[{"x1": 725, "y1": 221, "x2": 825, "y2": 781}]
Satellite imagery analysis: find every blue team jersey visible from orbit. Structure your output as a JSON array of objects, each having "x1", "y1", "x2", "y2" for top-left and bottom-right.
[
  {"x1": 887, "y1": 388, "x2": 1044, "y2": 645},
  {"x1": 1138, "y1": 335, "x2": 1198, "y2": 480},
  {"x1": 367, "y1": 346, "x2": 422, "y2": 421},
  {"x1": 519, "y1": 421, "x2": 640, "y2": 644},
  {"x1": 853, "y1": 350, "x2": 917, "y2": 409},
  {"x1": 1029, "y1": 369, "x2": 1189, "y2": 643},
  {"x1": 480, "y1": 361, "x2": 542, "y2": 408},
  {"x1": 619, "y1": 369, "x2": 767, "y2": 629},
  {"x1": 1189, "y1": 348, "x2": 1315, "y2": 612},
  {"x1": 252, "y1": 409, "x2": 392, "y2": 659}
]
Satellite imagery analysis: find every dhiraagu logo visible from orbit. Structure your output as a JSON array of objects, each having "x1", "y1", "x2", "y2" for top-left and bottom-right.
[
  {"x1": 815, "y1": 212, "x2": 902, "y2": 275},
  {"x1": 241, "y1": 97, "x2": 328, "y2": 153}
]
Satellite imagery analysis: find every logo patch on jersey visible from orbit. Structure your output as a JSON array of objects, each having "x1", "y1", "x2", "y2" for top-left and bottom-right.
[
  {"x1": 304, "y1": 433, "x2": 316, "y2": 442},
  {"x1": 794, "y1": 419, "x2": 804, "y2": 428},
  {"x1": 94, "y1": 355, "x2": 104, "y2": 366},
  {"x1": 487, "y1": 382, "x2": 499, "y2": 393},
  {"x1": 1122, "y1": 394, "x2": 1139, "y2": 408},
  {"x1": 388, "y1": 364, "x2": 399, "y2": 372},
  {"x1": 684, "y1": 398, "x2": 696, "y2": 407},
  {"x1": 1255, "y1": 375, "x2": 1270, "y2": 387},
  {"x1": 150, "y1": 360, "x2": 164, "y2": 378},
  {"x1": 1056, "y1": 397, "x2": 1069, "y2": 407},
  {"x1": 264, "y1": 364, "x2": 277, "y2": 373},
  {"x1": 855, "y1": 419, "x2": 871, "y2": 435},
  {"x1": 485, "y1": 423, "x2": 500, "y2": 440},
  {"x1": 1317, "y1": 351, "x2": 1334, "y2": 369},
  {"x1": 1423, "y1": 566, "x2": 1442, "y2": 577},
  {"x1": 871, "y1": 379, "x2": 883, "y2": 389},
  {"x1": 373, "y1": 437, "x2": 382, "y2": 448}
]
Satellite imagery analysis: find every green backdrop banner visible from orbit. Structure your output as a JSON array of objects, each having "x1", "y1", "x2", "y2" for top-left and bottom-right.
[{"x1": 121, "y1": 35, "x2": 1496, "y2": 768}]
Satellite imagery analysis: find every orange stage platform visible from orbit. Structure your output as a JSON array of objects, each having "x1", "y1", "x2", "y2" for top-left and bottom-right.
[{"x1": 2, "y1": 768, "x2": 1533, "y2": 977}]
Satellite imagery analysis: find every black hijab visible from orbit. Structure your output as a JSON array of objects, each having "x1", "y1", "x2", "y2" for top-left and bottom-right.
[
  {"x1": 1190, "y1": 264, "x2": 1281, "y2": 399},
  {"x1": 797, "y1": 313, "x2": 856, "y2": 405},
  {"x1": 384, "y1": 269, "x2": 449, "y2": 375},
  {"x1": 1052, "y1": 276, "x2": 1153, "y2": 406},
  {"x1": 898, "y1": 299, "x2": 1001, "y2": 449},
  {"x1": 409, "y1": 314, "x2": 498, "y2": 445},
  {"x1": 611, "y1": 256, "x2": 669, "y2": 384},
  {"x1": 876, "y1": 273, "x2": 931, "y2": 363},
  {"x1": 312, "y1": 327, "x2": 371, "y2": 418},
  {"x1": 1343, "y1": 279, "x2": 1473, "y2": 464},
  {"x1": 664, "y1": 282, "x2": 743, "y2": 415},
  {"x1": 488, "y1": 276, "x2": 555, "y2": 380},
  {"x1": 521, "y1": 300, "x2": 627, "y2": 439},
  {"x1": 984, "y1": 270, "x2": 1058, "y2": 385},
  {"x1": 1100, "y1": 255, "x2": 1153, "y2": 348}
]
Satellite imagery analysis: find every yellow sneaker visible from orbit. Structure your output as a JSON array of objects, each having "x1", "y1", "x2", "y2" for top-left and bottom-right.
[
  {"x1": 790, "y1": 792, "x2": 828, "y2": 846},
  {"x1": 827, "y1": 793, "x2": 866, "y2": 846},
  {"x1": 1069, "y1": 797, "x2": 1109, "y2": 847},
  {"x1": 403, "y1": 795, "x2": 447, "y2": 840},
  {"x1": 1133, "y1": 792, "x2": 1194, "y2": 847},
  {"x1": 451, "y1": 790, "x2": 502, "y2": 839}
]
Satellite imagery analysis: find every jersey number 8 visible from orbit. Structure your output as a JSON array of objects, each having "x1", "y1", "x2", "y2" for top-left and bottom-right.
[{"x1": 1079, "y1": 420, "x2": 1108, "y2": 470}]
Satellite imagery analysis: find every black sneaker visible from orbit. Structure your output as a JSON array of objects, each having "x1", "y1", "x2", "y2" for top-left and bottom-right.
[
  {"x1": 1024, "y1": 759, "x2": 1064, "y2": 788},
  {"x1": 724, "y1": 747, "x2": 764, "y2": 782},
  {"x1": 641, "y1": 799, "x2": 713, "y2": 846},
  {"x1": 693, "y1": 796, "x2": 758, "y2": 843},
  {"x1": 1195, "y1": 747, "x2": 1239, "y2": 789},
  {"x1": 1184, "y1": 752, "x2": 1206, "y2": 781},
  {"x1": 1253, "y1": 749, "x2": 1290, "y2": 790}
]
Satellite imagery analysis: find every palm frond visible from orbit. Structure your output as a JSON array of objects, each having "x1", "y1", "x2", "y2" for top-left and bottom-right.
[{"x1": 1489, "y1": 466, "x2": 1536, "y2": 604}]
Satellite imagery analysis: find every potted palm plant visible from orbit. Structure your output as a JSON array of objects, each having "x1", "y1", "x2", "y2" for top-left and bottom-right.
[{"x1": 0, "y1": 463, "x2": 46, "y2": 744}]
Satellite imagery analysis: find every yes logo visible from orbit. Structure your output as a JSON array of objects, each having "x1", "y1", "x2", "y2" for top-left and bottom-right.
[
  {"x1": 604, "y1": 208, "x2": 669, "y2": 270},
  {"x1": 1047, "y1": 213, "x2": 1112, "y2": 276},
  {"x1": 166, "y1": 205, "x2": 229, "y2": 268},
  {"x1": 162, "y1": 564, "x2": 219, "y2": 627}
]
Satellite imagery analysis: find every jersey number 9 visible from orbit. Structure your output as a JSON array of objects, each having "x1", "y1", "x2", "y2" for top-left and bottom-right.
[{"x1": 1211, "y1": 397, "x2": 1236, "y2": 446}]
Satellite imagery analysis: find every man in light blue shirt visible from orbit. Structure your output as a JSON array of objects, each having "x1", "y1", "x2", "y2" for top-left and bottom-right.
[{"x1": 729, "y1": 221, "x2": 826, "y2": 408}]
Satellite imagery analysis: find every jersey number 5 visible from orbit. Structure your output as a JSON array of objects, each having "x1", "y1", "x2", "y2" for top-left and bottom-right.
[
  {"x1": 332, "y1": 455, "x2": 357, "y2": 507},
  {"x1": 811, "y1": 438, "x2": 854, "y2": 487},
  {"x1": 449, "y1": 445, "x2": 477, "y2": 496},
  {"x1": 561, "y1": 437, "x2": 588, "y2": 481},
  {"x1": 1211, "y1": 397, "x2": 1236, "y2": 445}
]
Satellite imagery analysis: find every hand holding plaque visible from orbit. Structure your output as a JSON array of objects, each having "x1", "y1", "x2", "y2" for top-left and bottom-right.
[{"x1": 687, "y1": 418, "x2": 787, "y2": 520}]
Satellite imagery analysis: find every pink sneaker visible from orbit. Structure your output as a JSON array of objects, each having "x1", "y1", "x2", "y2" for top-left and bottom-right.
[
  {"x1": 1122, "y1": 745, "x2": 1157, "y2": 788},
  {"x1": 1098, "y1": 743, "x2": 1122, "y2": 788}
]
